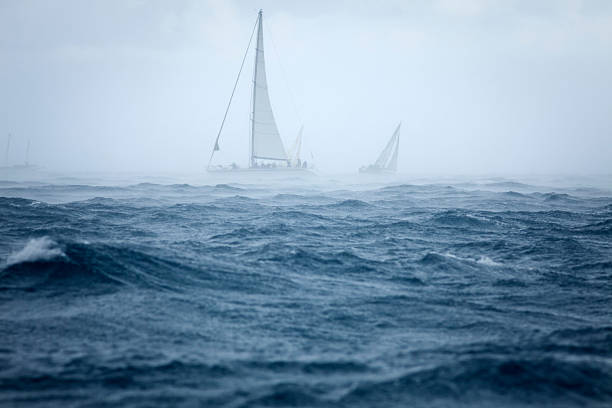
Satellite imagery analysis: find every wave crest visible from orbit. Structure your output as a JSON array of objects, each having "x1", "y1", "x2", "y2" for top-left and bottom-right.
[{"x1": 6, "y1": 237, "x2": 65, "y2": 267}]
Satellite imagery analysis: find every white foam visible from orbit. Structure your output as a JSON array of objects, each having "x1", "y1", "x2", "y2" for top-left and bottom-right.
[
  {"x1": 442, "y1": 252, "x2": 502, "y2": 267},
  {"x1": 477, "y1": 256, "x2": 502, "y2": 267},
  {"x1": 6, "y1": 237, "x2": 65, "y2": 266}
]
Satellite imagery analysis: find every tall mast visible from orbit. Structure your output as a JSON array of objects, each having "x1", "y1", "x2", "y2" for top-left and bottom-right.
[{"x1": 250, "y1": 10, "x2": 263, "y2": 168}]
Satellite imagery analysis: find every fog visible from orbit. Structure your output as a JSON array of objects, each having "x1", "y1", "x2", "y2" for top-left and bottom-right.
[{"x1": 1, "y1": 0, "x2": 611, "y2": 175}]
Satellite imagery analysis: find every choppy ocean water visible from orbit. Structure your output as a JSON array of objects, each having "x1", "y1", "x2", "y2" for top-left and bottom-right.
[{"x1": 1, "y1": 172, "x2": 611, "y2": 407}]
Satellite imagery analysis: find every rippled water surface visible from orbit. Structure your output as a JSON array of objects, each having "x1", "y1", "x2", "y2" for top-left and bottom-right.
[{"x1": 1, "y1": 172, "x2": 611, "y2": 407}]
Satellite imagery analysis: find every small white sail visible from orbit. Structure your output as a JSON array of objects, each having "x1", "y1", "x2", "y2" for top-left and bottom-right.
[
  {"x1": 374, "y1": 123, "x2": 400, "y2": 170},
  {"x1": 387, "y1": 123, "x2": 400, "y2": 171},
  {"x1": 359, "y1": 123, "x2": 400, "y2": 174},
  {"x1": 251, "y1": 11, "x2": 287, "y2": 163},
  {"x1": 288, "y1": 125, "x2": 303, "y2": 166}
]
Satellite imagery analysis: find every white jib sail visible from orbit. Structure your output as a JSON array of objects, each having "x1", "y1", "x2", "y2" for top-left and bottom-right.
[
  {"x1": 251, "y1": 12, "x2": 287, "y2": 162},
  {"x1": 374, "y1": 123, "x2": 400, "y2": 169},
  {"x1": 288, "y1": 125, "x2": 303, "y2": 166}
]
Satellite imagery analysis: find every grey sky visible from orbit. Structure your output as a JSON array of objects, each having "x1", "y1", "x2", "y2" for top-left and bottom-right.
[{"x1": 1, "y1": 0, "x2": 611, "y2": 174}]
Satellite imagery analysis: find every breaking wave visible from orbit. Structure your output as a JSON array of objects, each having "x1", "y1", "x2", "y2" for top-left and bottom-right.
[{"x1": 5, "y1": 236, "x2": 65, "y2": 266}]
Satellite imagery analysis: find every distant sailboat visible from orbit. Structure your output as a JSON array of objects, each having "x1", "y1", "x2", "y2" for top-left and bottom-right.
[
  {"x1": 207, "y1": 10, "x2": 311, "y2": 172},
  {"x1": 359, "y1": 123, "x2": 400, "y2": 174},
  {"x1": 0, "y1": 134, "x2": 37, "y2": 171},
  {"x1": 4, "y1": 133, "x2": 10, "y2": 166},
  {"x1": 25, "y1": 139, "x2": 30, "y2": 166}
]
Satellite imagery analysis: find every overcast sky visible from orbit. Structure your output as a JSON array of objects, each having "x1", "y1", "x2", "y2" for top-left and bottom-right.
[{"x1": 1, "y1": 0, "x2": 611, "y2": 174}]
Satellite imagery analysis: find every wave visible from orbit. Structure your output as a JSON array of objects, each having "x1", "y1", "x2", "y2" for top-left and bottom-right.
[
  {"x1": 418, "y1": 252, "x2": 471, "y2": 273},
  {"x1": 0, "y1": 240, "x2": 207, "y2": 294},
  {"x1": 341, "y1": 328, "x2": 612, "y2": 405},
  {"x1": 0, "y1": 358, "x2": 234, "y2": 394},
  {"x1": 244, "y1": 359, "x2": 371, "y2": 374},
  {"x1": 340, "y1": 356, "x2": 612, "y2": 405},
  {"x1": 476, "y1": 255, "x2": 502, "y2": 266},
  {"x1": 249, "y1": 244, "x2": 382, "y2": 274},
  {"x1": 502, "y1": 190, "x2": 531, "y2": 198},
  {"x1": 542, "y1": 192, "x2": 579, "y2": 203},
  {"x1": 377, "y1": 184, "x2": 420, "y2": 193},
  {"x1": 1, "y1": 238, "x2": 122, "y2": 293},
  {"x1": 570, "y1": 260, "x2": 612, "y2": 273},
  {"x1": 214, "y1": 183, "x2": 243, "y2": 191},
  {"x1": 484, "y1": 181, "x2": 533, "y2": 189},
  {"x1": 212, "y1": 195, "x2": 259, "y2": 206},
  {"x1": 0, "y1": 196, "x2": 40, "y2": 207},
  {"x1": 0, "y1": 257, "x2": 123, "y2": 294},
  {"x1": 5, "y1": 237, "x2": 65, "y2": 266},
  {"x1": 430, "y1": 210, "x2": 497, "y2": 229},
  {"x1": 327, "y1": 199, "x2": 372, "y2": 209},
  {"x1": 452, "y1": 239, "x2": 509, "y2": 252},
  {"x1": 273, "y1": 193, "x2": 308, "y2": 200},
  {"x1": 493, "y1": 278, "x2": 528, "y2": 287},
  {"x1": 369, "y1": 220, "x2": 419, "y2": 233},
  {"x1": 419, "y1": 252, "x2": 503, "y2": 272},
  {"x1": 270, "y1": 209, "x2": 330, "y2": 221},
  {"x1": 575, "y1": 219, "x2": 612, "y2": 236}
]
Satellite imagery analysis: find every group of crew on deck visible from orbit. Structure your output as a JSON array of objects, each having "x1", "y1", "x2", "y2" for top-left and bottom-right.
[{"x1": 251, "y1": 159, "x2": 308, "y2": 169}]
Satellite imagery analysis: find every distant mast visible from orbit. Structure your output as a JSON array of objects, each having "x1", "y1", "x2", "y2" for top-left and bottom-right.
[
  {"x1": 4, "y1": 134, "x2": 10, "y2": 166},
  {"x1": 25, "y1": 139, "x2": 30, "y2": 166},
  {"x1": 250, "y1": 11, "x2": 261, "y2": 167}
]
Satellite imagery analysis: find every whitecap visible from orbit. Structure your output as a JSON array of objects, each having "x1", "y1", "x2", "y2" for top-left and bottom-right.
[
  {"x1": 477, "y1": 256, "x2": 502, "y2": 267},
  {"x1": 6, "y1": 237, "x2": 65, "y2": 266},
  {"x1": 441, "y1": 252, "x2": 502, "y2": 267}
]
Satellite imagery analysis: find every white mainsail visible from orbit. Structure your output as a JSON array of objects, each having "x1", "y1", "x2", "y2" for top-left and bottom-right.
[
  {"x1": 373, "y1": 123, "x2": 400, "y2": 170},
  {"x1": 250, "y1": 10, "x2": 287, "y2": 164}
]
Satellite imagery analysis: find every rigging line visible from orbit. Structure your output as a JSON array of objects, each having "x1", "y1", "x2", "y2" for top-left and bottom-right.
[
  {"x1": 207, "y1": 14, "x2": 259, "y2": 169},
  {"x1": 265, "y1": 21, "x2": 302, "y2": 125}
]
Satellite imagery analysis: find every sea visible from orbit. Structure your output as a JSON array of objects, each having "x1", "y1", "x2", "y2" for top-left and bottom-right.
[{"x1": 1, "y1": 169, "x2": 611, "y2": 407}]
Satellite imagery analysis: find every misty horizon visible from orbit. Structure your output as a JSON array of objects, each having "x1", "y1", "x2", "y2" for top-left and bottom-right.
[{"x1": 2, "y1": 0, "x2": 612, "y2": 175}]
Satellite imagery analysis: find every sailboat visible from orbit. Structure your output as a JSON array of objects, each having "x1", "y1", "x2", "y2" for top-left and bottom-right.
[
  {"x1": 1, "y1": 134, "x2": 37, "y2": 171},
  {"x1": 359, "y1": 123, "x2": 400, "y2": 174},
  {"x1": 207, "y1": 10, "x2": 311, "y2": 172}
]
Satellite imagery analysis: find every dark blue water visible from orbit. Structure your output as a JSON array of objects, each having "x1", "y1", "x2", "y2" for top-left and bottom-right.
[{"x1": 1, "y1": 175, "x2": 611, "y2": 407}]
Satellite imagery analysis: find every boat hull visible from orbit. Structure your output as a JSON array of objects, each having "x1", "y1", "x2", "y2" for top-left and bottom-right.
[
  {"x1": 358, "y1": 167, "x2": 395, "y2": 175},
  {"x1": 207, "y1": 167, "x2": 313, "y2": 174}
]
